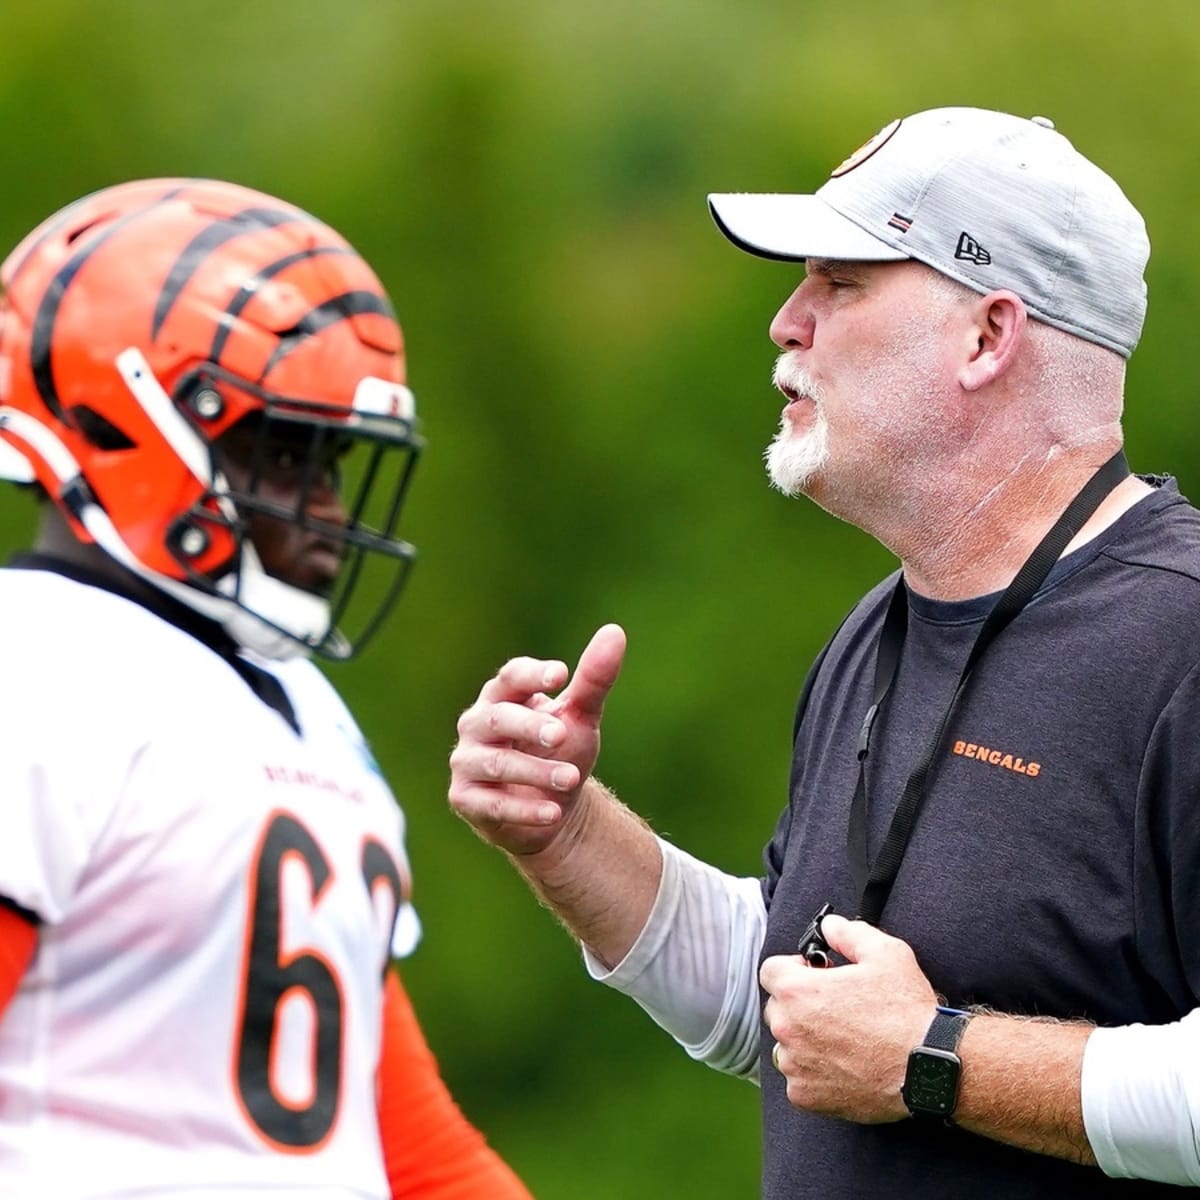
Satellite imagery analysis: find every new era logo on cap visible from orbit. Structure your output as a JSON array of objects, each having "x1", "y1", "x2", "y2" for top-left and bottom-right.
[{"x1": 954, "y1": 232, "x2": 991, "y2": 265}]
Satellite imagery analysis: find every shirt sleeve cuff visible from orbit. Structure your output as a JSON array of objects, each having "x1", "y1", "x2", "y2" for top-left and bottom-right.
[
  {"x1": 1082, "y1": 1019, "x2": 1200, "y2": 1185},
  {"x1": 579, "y1": 838, "x2": 764, "y2": 1077},
  {"x1": 581, "y1": 836, "x2": 680, "y2": 988}
]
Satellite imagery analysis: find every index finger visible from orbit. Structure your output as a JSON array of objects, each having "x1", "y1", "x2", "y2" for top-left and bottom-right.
[
  {"x1": 479, "y1": 655, "x2": 570, "y2": 705},
  {"x1": 759, "y1": 953, "x2": 812, "y2": 995}
]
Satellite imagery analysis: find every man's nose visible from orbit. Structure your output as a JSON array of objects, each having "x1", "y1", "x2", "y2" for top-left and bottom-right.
[
  {"x1": 769, "y1": 283, "x2": 815, "y2": 351},
  {"x1": 305, "y1": 472, "x2": 349, "y2": 527}
]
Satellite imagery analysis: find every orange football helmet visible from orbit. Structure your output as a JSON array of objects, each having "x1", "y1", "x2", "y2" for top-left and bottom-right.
[{"x1": 0, "y1": 178, "x2": 422, "y2": 659}]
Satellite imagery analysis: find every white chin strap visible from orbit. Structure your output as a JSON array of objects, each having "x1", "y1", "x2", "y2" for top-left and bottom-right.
[
  {"x1": 93, "y1": 506, "x2": 331, "y2": 661},
  {"x1": 0, "y1": 350, "x2": 335, "y2": 661},
  {"x1": 219, "y1": 547, "x2": 339, "y2": 660}
]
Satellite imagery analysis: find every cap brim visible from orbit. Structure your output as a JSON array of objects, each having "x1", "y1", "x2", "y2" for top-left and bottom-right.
[{"x1": 708, "y1": 193, "x2": 909, "y2": 263}]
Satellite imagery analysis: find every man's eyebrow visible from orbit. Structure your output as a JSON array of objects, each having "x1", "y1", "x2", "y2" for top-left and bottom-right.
[{"x1": 806, "y1": 258, "x2": 858, "y2": 277}]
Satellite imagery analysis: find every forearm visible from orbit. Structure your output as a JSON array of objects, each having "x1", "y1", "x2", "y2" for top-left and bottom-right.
[
  {"x1": 956, "y1": 1012, "x2": 1095, "y2": 1165},
  {"x1": 583, "y1": 838, "x2": 764, "y2": 1078},
  {"x1": 763, "y1": 918, "x2": 1103, "y2": 1162},
  {"x1": 509, "y1": 777, "x2": 662, "y2": 967}
]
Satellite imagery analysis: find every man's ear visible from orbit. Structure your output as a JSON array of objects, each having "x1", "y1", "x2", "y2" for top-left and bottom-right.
[{"x1": 958, "y1": 291, "x2": 1027, "y2": 392}]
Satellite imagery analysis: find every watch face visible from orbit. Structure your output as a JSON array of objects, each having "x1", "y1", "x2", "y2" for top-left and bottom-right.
[{"x1": 902, "y1": 1047, "x2": 961, "y2": 1117}]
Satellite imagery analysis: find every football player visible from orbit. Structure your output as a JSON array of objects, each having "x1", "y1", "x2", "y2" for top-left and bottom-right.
[{"x1": 0, "y1": 180, "x2": 532, "y2": 1199}]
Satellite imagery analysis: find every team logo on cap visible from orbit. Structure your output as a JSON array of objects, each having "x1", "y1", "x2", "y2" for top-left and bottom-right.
[{"x1": 830, "y1": 118, "x2": 902, "y2": 178}]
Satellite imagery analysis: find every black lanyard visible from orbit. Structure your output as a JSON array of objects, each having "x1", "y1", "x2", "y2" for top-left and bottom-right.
[{"x1": 847, "y1": 449, "x2": 1130, "y2": 926}]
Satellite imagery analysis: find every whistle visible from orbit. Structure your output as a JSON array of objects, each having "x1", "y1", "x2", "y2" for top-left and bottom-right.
[{"x1": 798, "y1": 902, "x2": 834, "y2": 967}]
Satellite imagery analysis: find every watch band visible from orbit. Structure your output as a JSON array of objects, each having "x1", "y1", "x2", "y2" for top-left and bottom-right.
[
  {"x1": 924, "y1": 1006, "x2": 970, "y2": 1052},
  {"x1": 900, "y1": 1006, "x2": 973, "y2": 1121}
]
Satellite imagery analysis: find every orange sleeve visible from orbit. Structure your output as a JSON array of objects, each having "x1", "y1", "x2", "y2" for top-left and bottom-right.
[
  {"x1": 378, "y1": 970, "x2": 534, "y2": 1200},
  {"x1": 0, "y1": 901, "x2": 37, "y2": 1013}
]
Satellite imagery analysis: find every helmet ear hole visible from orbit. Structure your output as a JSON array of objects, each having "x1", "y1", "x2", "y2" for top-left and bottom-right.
[
  {"x1": 68, "y1": 405, "x2": 138, "y2": 451},
  {"x1": 64, "y1": 216, "x2": 108, "y2": 246}
]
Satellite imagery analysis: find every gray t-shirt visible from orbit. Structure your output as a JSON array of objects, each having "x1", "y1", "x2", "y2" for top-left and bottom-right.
[{"x1": 761, "y1": 478, "x2": 1200, "y2": 1198}]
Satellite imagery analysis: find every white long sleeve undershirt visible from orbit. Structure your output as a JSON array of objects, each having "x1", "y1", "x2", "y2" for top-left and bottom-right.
[
  {"x1": 582, "y1": 838, "x2": 764, "y2": 1082},
  {"x1": 582, "y1": 838, "x2": 1200, "y2": 1184},
  {"x1": 1082, "y1": 1013, "x2": 1200, "y2": 1184}
]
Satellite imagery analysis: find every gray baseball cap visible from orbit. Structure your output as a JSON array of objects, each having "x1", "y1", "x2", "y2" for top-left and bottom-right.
[{"x1": 708, "y1": 107, "x2": 1150, "y2": 357}]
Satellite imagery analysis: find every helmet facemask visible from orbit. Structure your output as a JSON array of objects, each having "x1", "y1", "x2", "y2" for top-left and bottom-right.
[{"x1": 170, "y1": 365, "x2": 422, "y2": 661}]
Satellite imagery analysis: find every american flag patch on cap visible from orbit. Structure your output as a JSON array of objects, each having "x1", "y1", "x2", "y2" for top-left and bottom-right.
[{"x1": 887, "y1": 213, "x2": 913, "y2": 233}]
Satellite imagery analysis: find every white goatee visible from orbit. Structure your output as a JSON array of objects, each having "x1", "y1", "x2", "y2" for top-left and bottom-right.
[{"x1": 766, "y1": 356, "x2": 830, "y2": 496}]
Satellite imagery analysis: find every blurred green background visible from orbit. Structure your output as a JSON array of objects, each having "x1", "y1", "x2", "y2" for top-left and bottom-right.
[{"x1": 2, "y1": 2, "x2": 1199, "y2": 1195}]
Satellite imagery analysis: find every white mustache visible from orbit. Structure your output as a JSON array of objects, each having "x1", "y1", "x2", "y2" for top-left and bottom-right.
[{"x1": 771, "y1": 355, "x2": 824, "y2": 405}]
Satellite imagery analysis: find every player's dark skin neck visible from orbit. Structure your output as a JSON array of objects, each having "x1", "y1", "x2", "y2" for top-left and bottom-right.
[
  {"x1": 28, "y1": 500, "x2": 304, "y2": 732},
  {"x1": 31, "y1": 503, "x2": 165, "y2": 608}
]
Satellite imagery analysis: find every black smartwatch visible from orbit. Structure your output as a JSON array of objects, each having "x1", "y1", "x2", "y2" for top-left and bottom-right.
[{"x1": 901, "y1": 1006, "x2": 971, "y2": 1120}]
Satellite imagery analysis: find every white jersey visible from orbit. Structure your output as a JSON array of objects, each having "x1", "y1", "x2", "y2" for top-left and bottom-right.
[{"x1": 0, "y1": 568, "x2": 417, "y2": 1199}]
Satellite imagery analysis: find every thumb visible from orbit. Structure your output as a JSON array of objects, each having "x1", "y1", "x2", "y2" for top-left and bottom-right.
[
  {"x1": 819, "y1": 915, "x2": 904, "y2": 965},
  {"x1": 561, "y1": 623, "x2": 627, "y2": 719}
]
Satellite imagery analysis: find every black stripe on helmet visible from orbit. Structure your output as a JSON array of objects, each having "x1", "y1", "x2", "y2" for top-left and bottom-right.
[
  {"x1": 257, "y1": 291, "x2": 395, "y2": 382},
  {"x1": 150, "y1": 206, "x2": 321, "y2": 340},
  {"x1": 209, "y1": 246, "x2": 353, "y2": 367},
  {"x1": 29, "y1": 186, "x2": 188, "y2": 420}
]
